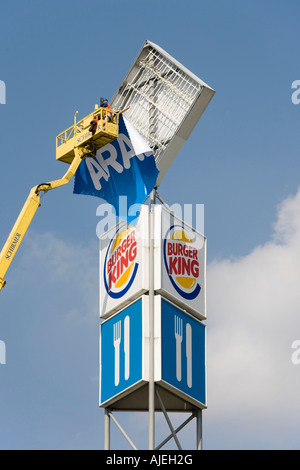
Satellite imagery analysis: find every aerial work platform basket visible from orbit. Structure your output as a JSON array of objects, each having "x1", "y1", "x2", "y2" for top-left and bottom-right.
[
  {"x1": 56, "y1": 105, "x2": 119, "y2": 164},
  {"x1": 0, "y1": 103, "x2": 121, "y2": 291}
]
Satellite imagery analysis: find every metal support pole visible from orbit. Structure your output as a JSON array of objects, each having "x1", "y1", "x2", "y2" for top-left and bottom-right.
[
  {"x1": 156, "y1": 412, "x2": 195, "y2": 450},
  {"x1": 104, "y1": 408, "x2": 110, "y2": 450},
  {"x1": 109, "y1": 411, "x2": 138, "y2": 450},
  {"x1": 148, "y1": 52, "x2": 157, "y2": 450},
  {"x1": 196, "y1": 409, "x2": 202, "y2": 450},
  {"x1": 155, "y1": 388, "x2": 182, "y2": 450},
  {"x1": 148, "y1": 188, "x2": 156, "y2": 450}
]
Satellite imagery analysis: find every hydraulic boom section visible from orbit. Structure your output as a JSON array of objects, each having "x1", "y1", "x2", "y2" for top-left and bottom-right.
[{"x1": 0, "y1": 104, "x2": 121, "y2": 292}]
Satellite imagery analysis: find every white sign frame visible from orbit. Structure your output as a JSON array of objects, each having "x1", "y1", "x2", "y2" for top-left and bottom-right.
[{"x1": 111, "y1": 40, "x2": 215, "y2": 186}]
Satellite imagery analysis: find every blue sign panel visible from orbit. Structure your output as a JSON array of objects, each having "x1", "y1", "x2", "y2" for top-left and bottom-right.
[
  {"x1": 100, "y1": 298, "x2": 143, "y2": 405},
  {"x1": 161, "y1": 298, "x2": 206, "y2": 406}
]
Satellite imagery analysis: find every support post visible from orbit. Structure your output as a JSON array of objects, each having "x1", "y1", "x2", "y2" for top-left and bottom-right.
[
  {"x1": 148, "y1": 188, "x2": 156, "y2": 450},
  {"x1": 196, "y1": 409, "x2": 202, "y2": 450},
  {"x1": 148, "y1": 51, "x2": 157, "y2": 451},
  {"x1": 109, "y1": 411, "x2": 138, "y2": 450},
  {"x1": 104, "y1": 408, "x2": 110, "y2": 450}
]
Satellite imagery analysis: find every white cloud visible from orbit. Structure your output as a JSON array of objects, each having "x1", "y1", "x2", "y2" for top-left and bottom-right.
[{"x1": 205, "y1": 188, "x2": 300, "y2": 449}]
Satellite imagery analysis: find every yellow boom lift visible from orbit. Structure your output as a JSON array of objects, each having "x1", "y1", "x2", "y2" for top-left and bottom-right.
[{"x1": 0, "y1": 103, "x2": 122, "y2": 292}]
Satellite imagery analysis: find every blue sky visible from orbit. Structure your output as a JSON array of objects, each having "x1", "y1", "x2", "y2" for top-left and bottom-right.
[{"x1": 1, "y1": 0, "x2": 300, "y2": 450}]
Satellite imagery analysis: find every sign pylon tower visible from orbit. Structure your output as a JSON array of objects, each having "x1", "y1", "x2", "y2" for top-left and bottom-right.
[{"x1": 99, "y1": 40, "x2": 214, "y2": 450}]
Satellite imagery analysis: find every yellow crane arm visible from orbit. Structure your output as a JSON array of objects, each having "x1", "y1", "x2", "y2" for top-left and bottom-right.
[{"x1": 0, "y1": 148, "x2": 85, "y2": 291}]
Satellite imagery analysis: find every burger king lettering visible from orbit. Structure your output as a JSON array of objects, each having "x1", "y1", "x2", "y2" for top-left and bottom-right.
[
  {"x1": 107, "y1": 231, "x2": 137, "y2": 291},
  {"x1": 167, "y1": 242, "x2": 199, "y2": 278},
  {"x1": 164, "y1": 226, "x2": 201, "y2": 301},
  {"x1": 104, "y1": 227, "x2": 139, "y2": 299}
]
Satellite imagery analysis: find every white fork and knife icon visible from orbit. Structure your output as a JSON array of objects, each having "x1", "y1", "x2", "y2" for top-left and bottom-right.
[
  {"x1": 113, "y1": 314, "x2": 192, "y2": 388},
  {"x1": 174, "y1": 315, "x2": 192, "y2": 388},
  {"x1": 113, "y1": 316, "x2": 130, "y2": 386}
]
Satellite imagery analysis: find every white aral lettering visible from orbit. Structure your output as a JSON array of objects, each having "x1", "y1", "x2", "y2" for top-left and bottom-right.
[
  {"x1": 85, "y1": 132, "x2": 141, "y2": 191},
  {"x1": 85, "y1": 158, "x2": 109, "y2": 191},
  {"x1": 117, "y1": 133, "x2": 136, "y2": 169},
  {"x1": 97, "y1": 143, "x2": 123, "y2": 176}
]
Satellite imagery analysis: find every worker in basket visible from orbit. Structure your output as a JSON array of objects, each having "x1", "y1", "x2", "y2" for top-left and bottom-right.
[
  {"x1": 89, "y1": 116, "x2": 98, "y2": 135},
  {"x1": 102, "y1": 98, "x2": 112, "y2": 122}
]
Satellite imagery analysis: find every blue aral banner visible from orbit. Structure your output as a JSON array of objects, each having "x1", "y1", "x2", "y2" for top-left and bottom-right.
[{"x1": 73, "y1": 115, "x2": 159, "y2": 223}]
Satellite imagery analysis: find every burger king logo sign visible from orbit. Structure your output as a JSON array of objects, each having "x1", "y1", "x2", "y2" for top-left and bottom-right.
[
  {"x1": 104, "y1": 227, "x2": 139, "y2": 299},
  {"x1": 163, "y1": 225, "x2": 201, "y2": 300}
]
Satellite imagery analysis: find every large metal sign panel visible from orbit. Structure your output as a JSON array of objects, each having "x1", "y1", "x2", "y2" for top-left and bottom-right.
[
  {"x1": 99, "y1": 296, "x2": 149, "y2": 407},
  {"x1": 111, "y1": 40, "x2": 215, "y2": 186},
  {"x1": 99, "y1": 205, "x2": 149, "y2": 318},
  {"x1": 154, "y1": 205, "x2": 206, "y2": 320},
  {"x1": 155, "y1": 296, "x2": 207, "y2": 409},
  {"x1": 99, "y1": 294, "x2": 206, "y2": 410}
]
